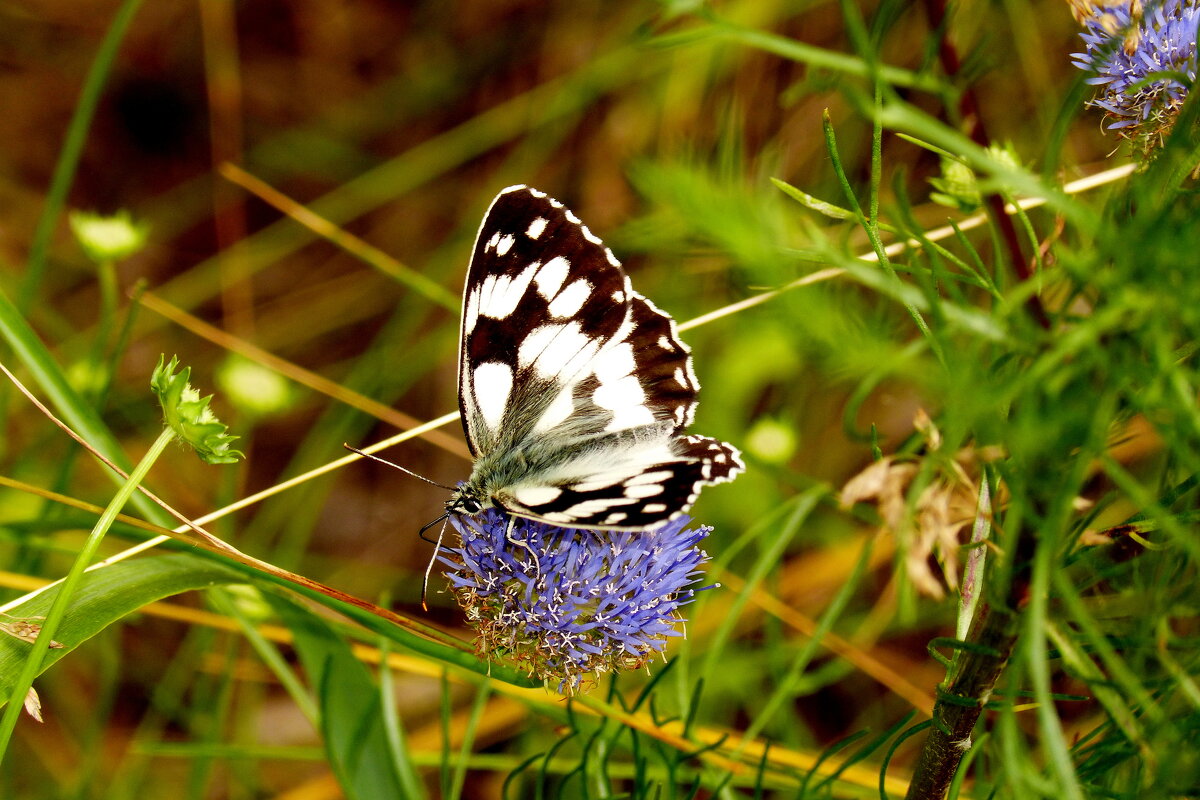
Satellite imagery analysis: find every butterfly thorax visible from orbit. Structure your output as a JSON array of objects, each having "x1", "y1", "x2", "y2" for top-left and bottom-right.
[{"x1": 446, "y1": 444, "x2": 542, "y2": 517}]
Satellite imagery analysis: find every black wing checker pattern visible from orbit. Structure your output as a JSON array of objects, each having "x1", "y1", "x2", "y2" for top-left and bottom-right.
[{"x1": 454, "y1": 185, "x2": 743, "y2": 530}]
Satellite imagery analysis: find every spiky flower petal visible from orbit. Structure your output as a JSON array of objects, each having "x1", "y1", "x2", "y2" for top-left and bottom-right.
[
  {"x1": 440, "y1": 509, "x2": 713, "y2": 693},
  {"x1": 1071, "y1": 0, "x2": 1199, "y2": 144}
]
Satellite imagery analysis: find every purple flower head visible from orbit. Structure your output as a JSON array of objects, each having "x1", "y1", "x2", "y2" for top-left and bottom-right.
[
  {"x1": 438, "y1": 508, "x2": 714, "y2": 693},
  {"x1": 1071, "y1": 0, "x2": 1199, "y2": 141}
]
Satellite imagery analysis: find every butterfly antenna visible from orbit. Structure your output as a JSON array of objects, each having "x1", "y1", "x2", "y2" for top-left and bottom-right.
[
  {"x1": 421, "y1": 516, "x2": 450, "y2": 612},
  {"x1": 342, "y1": 444, "x2": 455, "y2": 490}
]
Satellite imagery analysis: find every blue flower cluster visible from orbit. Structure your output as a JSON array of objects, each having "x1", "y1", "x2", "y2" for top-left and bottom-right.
[
  {"x1": 440, "y1": 509, "x2": 713, "y2": 692},
  {"x1": 1071, "y1": 0, "x2": 1199, "y2": 138}
]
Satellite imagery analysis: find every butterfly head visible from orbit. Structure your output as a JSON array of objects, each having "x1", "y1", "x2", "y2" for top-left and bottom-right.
[{"x1": 445, "y1": 483, "x2": 486, "y2": 517}]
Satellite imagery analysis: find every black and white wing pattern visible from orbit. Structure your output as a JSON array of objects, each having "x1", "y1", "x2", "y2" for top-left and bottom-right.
[{"x1": 450, "y1": 185, "x2": 742, "y2": 530}]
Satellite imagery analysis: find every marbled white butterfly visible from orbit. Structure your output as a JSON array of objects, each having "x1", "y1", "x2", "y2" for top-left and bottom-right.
[{"x1": 443, "y1": 185, "x2": 743, "y2": 531}]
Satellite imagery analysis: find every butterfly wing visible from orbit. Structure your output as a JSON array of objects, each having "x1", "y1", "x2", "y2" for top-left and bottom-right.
[
  {"x1": 458, "y1": 185, "x2": 632, "y2": 457},
  {"x1": 457, "y1": 185, "x2": 742, "y2": 528},
  {"x1": 496, "y1": 434, "x2": 743, "y2": 529}
]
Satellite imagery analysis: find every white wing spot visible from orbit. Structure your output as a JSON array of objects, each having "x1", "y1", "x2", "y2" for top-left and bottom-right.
[
  {"x1": 571, "y1": 477, "x2": 624, "y2": 493},
  {"x1": 526, "y1": 217, "x2": 548, "y2": 239},
  {"x1": 528, "y1": 187, "x2": 547, "y2": 198},
  {"x1": 479, "y1": 264, "x2": 537, "y2": 319},
  {"x1": 472, "y1": 362, "x2": 513, "y2": 429},
  {"x1": 548, "y1": 279, "x2": 592, "y2": 318},
  {"x1": 565, "y1": 209, "x2": 581, "y2": 224},
  {"x1": 603, "y1": 512, "x2": 628, "y2": 525},
  {"x1": 594, "y1": 376, "x2": 646, "y2": 414},
  {"x1": 486, "y1": 232, "x2": 501, "y2": 251},
  {"x1": 605, "y1": 248, "x2": 620, "y2": 267},
  {"x1": 715, "y1": 453, "x2": 727, "y2": 463},
  {"x1": 535, "y1": 256, "x2": 570, "y2": 300},
  {"x1": 464, "y1": 289, "x2": 481, "y2": 334},
  {"x1": 643, "y1": 503, "x2": 668, "y2": 514},
  {"x1": 579, "y1": 225, "x2": 602, "y2": 245},
  {"x1": 512, "y1": 486, "x2": 563, "y2": 506},
  {"x1": 627, "y1": 471, "x2": 673, "y2": 486},
  {"x1": 564, "y1": 497, "x2": 637, "y2": 516},
  {"x1": 657, "y1": 336, "x2": 673, "y2": 349},
  {"x1": 518, "y1": 322, "x2": 599, "y2": 380},
  {"x1": 624, "y1": 483, "x2": 664, "y2": 498},
  {"x1": 549, "y1": 197, "x2": 563, "y2": 208},
  {"x1": 592, "y1": 342, "x2": 636, "y2": 383},
  {"x1": 591, "y1": 341, "x2": 654, "y2": 429},
  {"x1": 674, "y1": 367, "x2": 688, "y2": 387},
  {"x1": 612, "y1": 290, "x2": 625, "y2": 303},
  {"x1": 533, "y1": 384, "x2": 576, "y2": 433},
  {"x1": 496, "y1": 234, "x2": 515, "y2": 256}
]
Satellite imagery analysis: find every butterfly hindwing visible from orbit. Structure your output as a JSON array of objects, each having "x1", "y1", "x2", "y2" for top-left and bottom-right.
[
  {"x1": 495, "y1": 434, "x2": 742, "y2": 529},
  {"x1": 454, "y1": 185, "x2": 742, "y2": 529}
]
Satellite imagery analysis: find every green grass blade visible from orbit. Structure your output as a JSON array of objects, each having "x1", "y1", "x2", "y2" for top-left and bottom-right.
[
  {"x1": 266, "y1": 593, "x2": 426, "y2": 800},
  {"x1": 18, "y1": 0, "x2": 144, "y2": 310},
  {"x1": 0, "y1": 554, "x2": 247, "y2": 705}
]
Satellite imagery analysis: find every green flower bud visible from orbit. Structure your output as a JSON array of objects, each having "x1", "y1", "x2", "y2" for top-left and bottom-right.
[
  {"x1": 151, "y1": 355, "x2": 243, "y2": 465},
  {"x1": 68, "y1": 210, "x2": 150, "y2": 264},
  {"x1": 216, "y1": 355, "x2": 293, "y2": 417}
]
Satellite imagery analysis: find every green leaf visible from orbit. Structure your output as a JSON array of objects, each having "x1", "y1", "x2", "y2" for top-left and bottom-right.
[
  {"x1": 0, "y1": 554, "x2": 245, "y2": 703},
  {"x1": 267, "y1": 594, "x2": 426, "y2": 800}
]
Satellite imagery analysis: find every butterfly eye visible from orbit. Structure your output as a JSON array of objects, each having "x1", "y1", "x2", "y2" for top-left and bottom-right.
[{"x1": 460, "y1": 496, "x2": 482, "y2": 514}]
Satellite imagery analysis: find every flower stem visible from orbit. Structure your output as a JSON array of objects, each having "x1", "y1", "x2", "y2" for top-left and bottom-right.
[
  {"x1": 903, "y1": 601, "x2": 1021, "y2": 800},
  {"x1": 0, "y1": 426, "x2": 176, "y2": 758}
]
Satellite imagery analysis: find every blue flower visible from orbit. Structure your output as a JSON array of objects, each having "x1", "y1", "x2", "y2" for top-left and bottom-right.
[
  {"x1": 439, "y1": 509, "x2": 714, "y2": 693},
  {"x1": 1071, "y1": 0, "x2": 1199, "y2": 139}
]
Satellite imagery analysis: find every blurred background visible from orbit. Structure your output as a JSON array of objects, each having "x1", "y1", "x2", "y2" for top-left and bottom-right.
[{"x1": 0, "y1": 0, "x2": 1125, "y2": 797}]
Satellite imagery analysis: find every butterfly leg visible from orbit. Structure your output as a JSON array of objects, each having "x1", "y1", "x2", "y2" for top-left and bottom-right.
[
  {"x1": 504, "y1": 514, "x2": 541, "y2": 577},
  {"x1": 421, "y1": 516, "x2": 450, "y2": 611}
]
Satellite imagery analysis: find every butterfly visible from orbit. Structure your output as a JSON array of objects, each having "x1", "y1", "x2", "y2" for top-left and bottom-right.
[{"x1": 442, "y1": 185, "x2": 743, "y2": 533}]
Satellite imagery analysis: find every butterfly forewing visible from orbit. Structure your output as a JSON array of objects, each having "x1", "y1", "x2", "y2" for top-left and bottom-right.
[
  {"x1": 455, "y1": 185, "x2": 743, "y2": 529},
  {"x1": 458, "y1": 186, "x2": 633, "y2": 456}
]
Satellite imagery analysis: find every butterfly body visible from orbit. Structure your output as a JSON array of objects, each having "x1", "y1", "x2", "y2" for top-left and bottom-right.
[{"x1": 451, "y1": 185, "x2": 743, "y2": 531}]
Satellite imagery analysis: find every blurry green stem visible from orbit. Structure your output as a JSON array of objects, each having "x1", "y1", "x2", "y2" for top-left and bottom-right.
[
  {"x1": 0, "y1": 427, "x2": 174, "y2": 758},
  {"x1": 90, "y1": 259, "x2": 119, "y2": 378},
  {"x1": 19, "y1": 0, "x2": 143, "y2": 311}
]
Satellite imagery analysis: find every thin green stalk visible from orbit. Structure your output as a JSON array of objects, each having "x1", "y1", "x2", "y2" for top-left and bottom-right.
[
  {"x1": 0, "y1": 427, "x2": 175, "y2": 757},
  {"x1": 821, "y1": 110, "x2": 944, "y2": 365},
  {"x1": 378, "y1": 636, "x2": 426, "y2": 800},
  {"x1": 90, "y1": 259, "x2": 119, "y2": 371},
  {"x1": 739, "y1": 531, "x2": 875, "y2": 745},
  {"x1": 0, "y1": 298, "x2": 170, "y2": 527},
  {"x1": 448, "y1": 682, "x2": 492, "y2": 800},
  {"x1": 19, "y1": 0, "x2": 144, "y2": 311},
  {"x1": 208, "y1": 588, "x2": 318, "y2": 725},
  {"x1": 1025, "y1": 531, "x2": 1085, "y2": 800}
]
